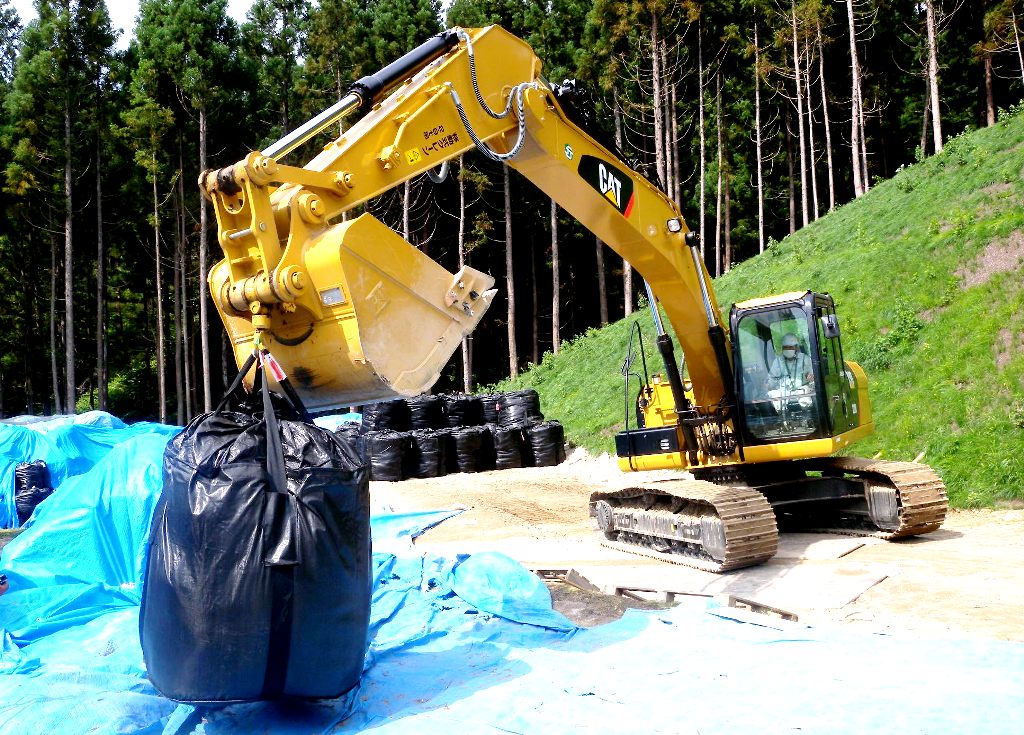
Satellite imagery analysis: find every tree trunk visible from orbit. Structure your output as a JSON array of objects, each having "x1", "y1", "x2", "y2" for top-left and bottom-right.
[
  {"x1": 457, "y1": 156, "x2": 472, "y2": 392},
  {"x1": 846, "y1": 0, "x2": 865, "y2": 197},
  {"x1": 926, "y1": 0, "x2": 944, "y2": 153},
  {"x1": 614, "y1": 94, "x2": 632, "y2": 316},
  {"x1": 670, "y1": 75, "x2": 680, "y2": 204},
  {"x1": 651, "y1": 16, "x2": 665, "y2": 187},
  {"x1": 724, "y1": 174, "x2": 732, "y2": 272},
  {"x1": 791, "y1": 1, "x2": 809, "y2": 227},
  {"x1": 595, "y1": 236, "x2": 609, "y2": 325},
  {"x1": 64, "y1": 99, "x2": 75, "y2": 413},
  {"x1": 984, "y1": 53, "x2": 995, "y2": 126},
  {"x1": 154, "y1": 164, "x2": 166, "y2": 424},
  {"x1": 96, "y1": 115, "x2": 107, "y2": 410},
  {"x1": 173, "y1": 189, "x2": 184, "y2": 425},
  {"x1": 921, "y1": 76, "x2": 931, "y2": 157},
  {"x1": 787, "y1": 117, "x2": 796, "y2": 235},
  {"x1": 178, "y1": 159, "x2": 192, "y2": 422},
  {"x1": 551, "y1": 199, "x2": 560, "y2": 355},
  {"x1": 714, "y1": 72, "x2": 723, "y2": 277},
  {"x1": 698, "y1": 20, "x2": 707, "y2": 260},
  {"x1": 859, "y1": 82, "x2": 869, "y2": 192},
  {"x1": 804, "y1": 41, "x2": 820, "y2": 222},
  {"x1": 50, "y1": 230, "x2": 62, "y2": 414},
  {"x1": 1013, "y1": 11, "x2": 1024, "y2": 82},
  {"x1": 504, "y1": 164, "x2": 518, "y2": 378},
  {"x1": 199, "y1": 104, "x2": 211, "y2": 411},
  {"x1": 530, "y1": 239, "x2": 539, "y2": 365},
  {"x1": 755, "y1": 21, "x2": 765, "y2": 253},
  {"x1": 817, "y1": 23, "x2": 836, "y2": 212}
]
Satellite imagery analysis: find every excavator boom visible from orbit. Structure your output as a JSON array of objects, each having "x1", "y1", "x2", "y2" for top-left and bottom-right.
[{"x1": 201, "y1": 26, "x2": 726, "y2": 411}]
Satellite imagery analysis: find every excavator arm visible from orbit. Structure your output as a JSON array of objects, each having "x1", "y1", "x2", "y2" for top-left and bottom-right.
[{"x1": 201, "y1": 25, "x2": 729, "y2": 415}]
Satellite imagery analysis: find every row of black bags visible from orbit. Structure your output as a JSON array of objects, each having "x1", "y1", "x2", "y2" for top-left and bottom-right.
[
  {"x1": 336, "y1": 420, "x2": 566, "y2": 482},
  {"x1": 360, "y1": 389, "x2": 543, "y2": 432},
  {"x1": 141, "y1": 351, "x2": 371, "y2": 704}
]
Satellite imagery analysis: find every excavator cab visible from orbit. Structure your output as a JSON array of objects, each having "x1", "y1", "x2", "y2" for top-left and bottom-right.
[{"x1": 731, "y1": 291, "x2": 860, "y2": 446}]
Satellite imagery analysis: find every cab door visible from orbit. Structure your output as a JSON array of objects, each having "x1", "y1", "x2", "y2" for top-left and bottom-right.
[{"x1": 814, "y1": 301, "x2": 855, "y2": 435}]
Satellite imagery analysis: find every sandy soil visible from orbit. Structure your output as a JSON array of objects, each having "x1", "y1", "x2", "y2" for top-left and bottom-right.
[{"x1": 380, "y1": 450, "x2": 1024, "y2": 640}]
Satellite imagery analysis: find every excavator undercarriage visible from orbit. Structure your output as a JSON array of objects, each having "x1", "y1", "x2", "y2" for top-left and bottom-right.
[{"x1": 590, "y1": 456, "x2": 948, "y2": 573}]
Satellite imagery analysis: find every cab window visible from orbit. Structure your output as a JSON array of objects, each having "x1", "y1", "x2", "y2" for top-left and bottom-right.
[{"x1": 735, "y1": 307, "x2": 821, "y2": 441}]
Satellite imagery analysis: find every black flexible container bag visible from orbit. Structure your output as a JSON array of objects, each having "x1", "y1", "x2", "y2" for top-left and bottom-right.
[
  {"x1": 433, "y1": 428, "x2": 460, "y2": 475},
  {"x1": 14, "y1": 460, "x2": 53, "y2": 525},
  {"x1": 15, "y1": 459, "x2": 50, "y2": 492},
  {"x1": 443, "y1": 394, "x2": 483, "y2": 427},
  {"x1": 140, "y1": 371, "x2": 371, "y2": 704},
  {"x1": 479, "y1": 393, "x2": 501, "y2": 424},
  {"x1": 405, "y1": 429, "x2": 446, "y2": 478},
  {"x1": 452, "y1": 426, "x2": 494, "y2": 473},
  {"x1": 496, "y1": 389, "x2": 543, "y2": 427},
  {"x1": 364, "y1": 430, "x2": 407, "y2": 481},
  {"x1": 491, "y1": 423, "x2": 525, "y2": 470},
  {"x1": 360, "y1": 398, "x2": 411, "y2": 433},
  {"x1": 407, "y1": 395, "x2": 445, "y2": 430},
  {"x1": 334, "y1": 422, "x2": 364, "y2": 462},
  {"x1": 525, "y1": 421, "x2": 566, "y2": 467}
]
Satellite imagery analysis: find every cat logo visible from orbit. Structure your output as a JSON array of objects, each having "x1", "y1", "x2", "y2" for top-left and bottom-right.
[{"x1": 578, "y1": 155, "x2": 635, "y2": 217}]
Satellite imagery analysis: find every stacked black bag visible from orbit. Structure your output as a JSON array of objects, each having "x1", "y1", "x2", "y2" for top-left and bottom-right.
[
  {"x1": 442, "y1": 394, "x2": 483, "y2": 428},
  {"x1": 141, "y1": 352, "x2": 371, "y2": 704},
  {"x1": 405, "y1": 430, "x2": 446, "y2": 478},
  {"x1": 524, "y1": 421, "x2": 566, "y2": 467},
  {"x1": 451, "y1": 426, "x2": 494, "y2": 473},
  {"x1": 478, "y1": 393, "x2": 501, "y2": 425},
  {"x1": 362, "y1": 431, "x2": 407, "y2": 481},
  {"x1": 355, "y1": 389, "x2": 564, "y2": 481},
  {"x1": 14, "y1": 460, "x2": 53, "y2": 525},
  {"x1": 492, "y1": 424, "x2": 525, "y2": 470},
  {"x1": 361, "y1": 398, "x2": 410, "y2": 432},
  {"x1": 495, "y1": 389, "x2": 543, "y2": 426},
  {"x1": 407, "y1": 395, "x2": 445, "y2": 430}
]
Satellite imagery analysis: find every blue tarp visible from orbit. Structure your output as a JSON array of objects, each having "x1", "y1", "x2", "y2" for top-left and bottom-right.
[
  {"x1": 1, "y1": 416, "x2": 1023, "y2": 734},
  {"x1": 313, "y1": 413, "x2": 362, "y2": 432},
  {"x1": 0, "y1": 413, "x2": 179, "y2": 529}
]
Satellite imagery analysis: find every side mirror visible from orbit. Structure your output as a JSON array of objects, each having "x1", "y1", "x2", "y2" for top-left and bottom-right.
[{"x1": 821, "y1": 314, "x2": 841, "y2": 339}]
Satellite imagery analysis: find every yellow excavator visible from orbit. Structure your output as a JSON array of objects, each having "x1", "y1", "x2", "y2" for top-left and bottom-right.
[{"x1": 199, "y1": 26, "x2": 947, "y2": 572}]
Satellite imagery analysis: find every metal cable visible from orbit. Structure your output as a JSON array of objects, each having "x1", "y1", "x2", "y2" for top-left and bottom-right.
[
  {"x1": 449, "y1": 82, "x2": 537, "y2": 163},
  {"x1": 456, "y1": 28, "x2": 515, "y2": 120},
  {"x1": 426, "y1": 160, "x2": 449, "y2": 183}
]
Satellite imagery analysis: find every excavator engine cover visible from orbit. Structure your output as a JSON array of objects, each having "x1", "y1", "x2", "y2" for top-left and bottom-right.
[{"x1": 211, "y1": 213, "x2": 496, "y2": 411}]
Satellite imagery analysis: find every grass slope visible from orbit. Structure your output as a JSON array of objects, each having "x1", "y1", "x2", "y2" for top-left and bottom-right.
[{"x1": 496, "y1": 108, "x2": 1024, "y2": 508}]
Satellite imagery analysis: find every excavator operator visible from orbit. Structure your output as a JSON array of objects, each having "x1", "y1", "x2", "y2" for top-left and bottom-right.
[{"x1": 768, "y1": 333, "x2": 813, "y2": 390}]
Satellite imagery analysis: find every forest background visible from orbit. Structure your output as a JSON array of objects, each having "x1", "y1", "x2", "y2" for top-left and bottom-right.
[{"x1": 0, "y1": 0, "x2": 1021, "y2": 424}]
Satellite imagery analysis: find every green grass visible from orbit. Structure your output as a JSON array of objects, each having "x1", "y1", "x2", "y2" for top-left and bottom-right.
[{"x1": 496, "y1": 107, "x2": 1024, "y2": 508}]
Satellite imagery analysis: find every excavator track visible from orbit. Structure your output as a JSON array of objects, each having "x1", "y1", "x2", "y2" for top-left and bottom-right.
[
  {"x1": 795, "y1": 456, "x2": 948, "y2": 539},
  {"x1": 589, "y1": 480, "x2": 779, "y2": 573}
]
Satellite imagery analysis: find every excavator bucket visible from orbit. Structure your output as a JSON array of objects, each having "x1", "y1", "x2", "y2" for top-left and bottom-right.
[{"x1": 212, "y1": 213, "x2": 496, "y2": 411}]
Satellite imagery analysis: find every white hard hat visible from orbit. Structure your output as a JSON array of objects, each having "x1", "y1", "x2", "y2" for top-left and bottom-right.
[{"x1": 782, "y1": 333, "x2": 799, "y2": 348}]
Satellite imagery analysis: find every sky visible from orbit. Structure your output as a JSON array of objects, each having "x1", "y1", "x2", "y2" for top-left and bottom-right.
[{"x1": 11, "y1": 0, "x2": 253, "y2": 48}]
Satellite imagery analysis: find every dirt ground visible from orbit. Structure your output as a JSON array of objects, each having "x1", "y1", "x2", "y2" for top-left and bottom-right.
[{"x1": 380, "y1": 450, "x2": 1024, "y2": 640}]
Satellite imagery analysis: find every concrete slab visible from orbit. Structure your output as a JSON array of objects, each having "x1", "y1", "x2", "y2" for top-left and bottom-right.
[
  {"x1": 774, "y1": 533, "x2": 879, "y2": 560},
  {"x1": 572, "y1": 559, "x2": 890, "y2": 612}
]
